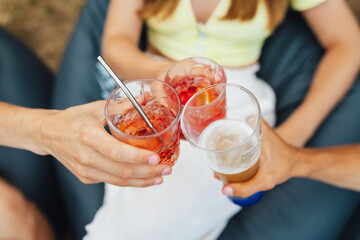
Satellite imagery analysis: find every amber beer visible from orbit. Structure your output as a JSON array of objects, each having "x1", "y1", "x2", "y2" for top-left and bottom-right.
[{"x1": 199, "y1": 119, "x2": 261, "y2": 184}]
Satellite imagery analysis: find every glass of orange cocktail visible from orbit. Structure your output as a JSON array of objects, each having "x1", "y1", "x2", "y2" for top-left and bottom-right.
[{"x1": 105, "y1": 79, "x2": 181, "y2": 166}]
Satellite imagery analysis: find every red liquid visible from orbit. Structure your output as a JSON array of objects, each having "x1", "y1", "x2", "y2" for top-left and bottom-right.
[
  {"x1": 169, "y1": 75, "x2": 214, "y2": 105},
  {"x1": 184, "y1": 87, "x2": 227, "y2": 139},
  {"x1": 113, "y1": 103, "x2": 180, "y2": 165},
  {"x1": 165, "y1": 74, "x2": 226, "y2": 138}
]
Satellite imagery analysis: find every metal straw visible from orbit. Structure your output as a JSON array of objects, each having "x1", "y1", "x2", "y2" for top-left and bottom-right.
[{"x1": 97, "y1": 56, "x2": 158, "y2": 134}]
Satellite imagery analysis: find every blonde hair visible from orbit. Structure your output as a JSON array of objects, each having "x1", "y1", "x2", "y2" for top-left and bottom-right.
[{"x1": 140, "y1": 0, "x2": 289, "y2": 30}]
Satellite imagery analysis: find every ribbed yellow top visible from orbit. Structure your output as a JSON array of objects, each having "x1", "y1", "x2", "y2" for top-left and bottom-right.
[{"x1": 147, "y1": 0, "x2": 326, "y2": 67}]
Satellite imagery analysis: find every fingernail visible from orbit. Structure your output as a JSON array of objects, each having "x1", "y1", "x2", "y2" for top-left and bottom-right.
[
  {"x1": 148, "y1": 155, "x2": 160, "y2": 165},
  {"x1": 161, "y1": 167, "x2": 172, "y2": 176},
  {"x1": 223, "y1": 187, "x2": 233, "y2": 196},
  {"x1": 154, "y1": 179, "x2": 162, "y2": 185}
]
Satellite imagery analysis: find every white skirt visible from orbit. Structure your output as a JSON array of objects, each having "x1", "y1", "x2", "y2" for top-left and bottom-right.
[
  {"x1": 224, "y1": 64, "x2": 276, "y2": 127},
  {"x1": 86, "y1": 60, "x2": 276, "y2": 240},
  {"x1": 84, "y1": 140, "x2": 241, "y2": 240}
]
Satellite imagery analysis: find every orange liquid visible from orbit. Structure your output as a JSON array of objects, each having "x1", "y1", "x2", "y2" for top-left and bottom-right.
[
  {"x1": 113, "y1": 104, "x2": 180, "y2": 165},
  {"x1": 214, "y1": 159, "x2": 259, "y2": 184}
]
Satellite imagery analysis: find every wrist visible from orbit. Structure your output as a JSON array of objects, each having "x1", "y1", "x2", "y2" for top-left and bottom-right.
[
  {"x1": 290, "y1": 147, "x2": 314, "y2": 178},
  {"x1": 278, "y1": 109, "x2": 318, "y2": 146},
  {"x1": 34, "y1": 109, "x2": 59, "y2": 156}
]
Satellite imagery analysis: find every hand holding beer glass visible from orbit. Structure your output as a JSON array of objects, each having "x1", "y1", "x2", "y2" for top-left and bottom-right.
[{"x1": 181, "y1": 83, "x2": 264, "y2": 206}]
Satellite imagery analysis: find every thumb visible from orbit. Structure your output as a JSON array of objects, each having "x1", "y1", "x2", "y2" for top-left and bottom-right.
[{"x1": 222, "y1": 181, "x2": 263, "y2": 199}]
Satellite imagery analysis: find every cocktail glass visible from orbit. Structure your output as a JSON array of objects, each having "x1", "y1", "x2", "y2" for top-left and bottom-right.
[
  {"x1": 105, "y1": 79, "x2": 181, "y2": 166},
  {"x1": 164, "y1": 57, "x2": 226, "y2": 107},
  {"x1": 181, "y1": 83, "x2": 264, "y2": 206}
]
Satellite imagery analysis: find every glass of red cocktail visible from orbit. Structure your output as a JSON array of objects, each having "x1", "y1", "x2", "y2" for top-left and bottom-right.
[
  {"x1": 164, "y1": 57, "x2": 226, "y2": 106},
  {"x1": 164, "y1": 57, "x2": 226, "y2": 137},
  {"x1": 105, "y1": 79, "x2": 181, "y2": 166}
]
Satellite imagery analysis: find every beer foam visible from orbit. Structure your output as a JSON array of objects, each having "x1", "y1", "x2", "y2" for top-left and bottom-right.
[{"x1": 199, "y1": 119, "x2": 260, "y2": 174}]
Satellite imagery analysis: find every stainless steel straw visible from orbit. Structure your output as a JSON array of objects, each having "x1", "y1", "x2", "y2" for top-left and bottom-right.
[{"x1": 97, "y1": 56, "x2": 158, "y2": 134}]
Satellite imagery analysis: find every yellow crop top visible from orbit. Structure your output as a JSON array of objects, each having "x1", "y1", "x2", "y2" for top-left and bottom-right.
[{"x1": 146, "y1": 0, "x2": 326, "y2": 67}]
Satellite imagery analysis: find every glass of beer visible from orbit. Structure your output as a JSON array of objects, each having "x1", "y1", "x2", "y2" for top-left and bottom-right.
[
  {"x1": 105, "y1": 79, "x2": 181, "y2": 166},
  {"x1": 181, "y1": 83, "x2": 263, "y2": 206}
]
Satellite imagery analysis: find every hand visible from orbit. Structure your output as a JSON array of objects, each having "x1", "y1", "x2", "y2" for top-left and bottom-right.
[
  {"x1": 39, "y1": 101, "x2": 172, "y2": 187},
  {"x1": 222, "y1": 120, "x2": 299, "y2": 198}
]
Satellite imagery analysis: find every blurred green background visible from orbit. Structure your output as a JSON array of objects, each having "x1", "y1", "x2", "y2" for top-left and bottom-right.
[{"x1": 0, "y1": 0, "x2": 359, "y2": 72}]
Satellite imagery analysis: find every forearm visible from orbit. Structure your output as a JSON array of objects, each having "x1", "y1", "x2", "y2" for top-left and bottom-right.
[
  {"x1": 280, "y1": 43, "x2": 360, "y2": 143},
  {"x1": 0, "y1": 102, "x2": 56, "y2": 155},
  {"x1": 102, "y1": 36, "x2": 174, "y2": 81},
  {"x1": 293, "y1": 144, "x2": 360, "y2": 191}
]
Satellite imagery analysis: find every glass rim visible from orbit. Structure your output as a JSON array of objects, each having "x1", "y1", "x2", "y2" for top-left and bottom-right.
[
  {"x1": 165, "y1": 56, "x2": 225, "y2": 79},
  {"x1": 181, "y1": 83, "x2": 262, "y2": 153},
  {"x1": 105, "y1": 78, "x2": 181, "y2": 139}
]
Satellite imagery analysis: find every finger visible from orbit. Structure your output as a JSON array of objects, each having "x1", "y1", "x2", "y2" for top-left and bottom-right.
[
  {"x1": 77, "y1": 165, "x2": 164, "y2": 188},
  {"x1": 213, "y1": 173, "x2": 220, "y2": 180},
  {"x1": 87, "y1": 127, "x2": 160, "y2": 165},
  {"x1": 222, "y1": 174, "x2": 266, "y2": 198},
  {"x1": 83, "y1": 147, "x2": 172, "y2": 178},
  {"x1": 261, "y1": 118, "x2": 272, "y2": 130}
]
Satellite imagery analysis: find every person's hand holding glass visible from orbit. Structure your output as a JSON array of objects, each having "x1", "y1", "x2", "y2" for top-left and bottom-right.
[{"x1": 105, "y1": 79, "x2": 181, "y2": 174}]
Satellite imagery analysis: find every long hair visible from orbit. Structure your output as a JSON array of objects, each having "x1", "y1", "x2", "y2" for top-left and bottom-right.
[{"x1": 140, "y1": 0, "x2": 289, "y2": 30}]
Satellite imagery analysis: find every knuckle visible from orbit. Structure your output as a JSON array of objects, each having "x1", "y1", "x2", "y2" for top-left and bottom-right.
[
  {"x1": 264, "y1": 176, "x2": 275, "y2": 188},
  {"x1": 115, "y1": 178, "x2": 128, "y2": 187},
  {"x1": 76, "y1": 126, "x2": 92, "y2": 143},
  {"x1": 78, "y1": 176, "x2": 92, "y2": 184},
  {"x1": 234, "y1": 187, "x2": 249, "y2": 198},
  {"x1": 79, "y1": 156, "x2": 90, "y2": 166},
  {"x1": 152, "y1": 168, "x2": 162, "y2": 177},
  {"x1": 75, "y1": 152, "x2": 90, "y2": 166},
  {"x1": 234, "y1": 189, "x2": 246, "y2": 198},
  {"x1": 76, "y1": 165, "x2": 90, "y2": 179},
  {"x1": 265, "y1": 182, "x2": 275, "y2": 190},
  {"x1": 143, "y1": 167, "x2": 160, "y2": 178},
  {"x1": 139, "y1": 180, "x2": 153, "y2": 188},
  {"x1": 109, "y1": 148, "x2": 120, "y2": 160},
  {"x1": 119, "y1": 166, "x2": 134, "y2": 178}
]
